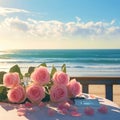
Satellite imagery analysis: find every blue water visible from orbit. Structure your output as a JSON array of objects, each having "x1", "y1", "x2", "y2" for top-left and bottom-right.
[{"x1": 0, "y1": 49, "x2": 120, "y2": 77}]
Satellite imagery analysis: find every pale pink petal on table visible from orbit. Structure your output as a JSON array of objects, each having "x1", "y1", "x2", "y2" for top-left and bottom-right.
[
  {"x1": 27, "y1": 107, "x2": 36, "y2": 112},
  {"x1": 67, "y1": 99, "x2": 74, "y2": 105},
  {"x1": 17, "y1": 111, "x2": 26, "y2": 116},
  {"x1": 89, "y1": 94, "x2": 96, "y2": 99},
  {"x1": 48, "y1": 108, "x2": 56, "y2": 116},
  {"x1": 58, "y1": 102, "x2": 71, "y2": 110},
  {"x1": 70, "y1": 111, "x2": 82, "y2": 117},
  {"x1": 17, "y1": 107, "x2": 26, "y2": 112},
  {"x1": 17, "y1": 108, "x2": 26, "y2": 116},
  {"x1": 58, "y1": 108, "x2": 69, "y2": 115},
  {"x1": 69, "y1": 105, "x2": 78, "y2": 111},
  {"x1": 24, "y1": 101, "x2": 33, "y2": 108},
  {"x1": 98, "y1": 105, "x2": 108, "y2": 114},
  {"x1": 84, "y1": 107, "x2": 94, "y2": 115},
  {"x1": 39, "y1": 102, "x2": 46, "y2": 107}
]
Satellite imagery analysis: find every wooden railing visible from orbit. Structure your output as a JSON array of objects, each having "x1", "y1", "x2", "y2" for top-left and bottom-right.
[{"x1": 70, "y1": 77, "x2": 120, "y2": 101}]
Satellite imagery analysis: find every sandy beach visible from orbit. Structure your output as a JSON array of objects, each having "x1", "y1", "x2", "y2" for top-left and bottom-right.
[{"x1": 89, "y1": 85, "x2": 120, "y2": 106}]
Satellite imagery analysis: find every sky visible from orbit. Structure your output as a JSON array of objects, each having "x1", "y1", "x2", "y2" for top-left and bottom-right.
[{"x1": 0, "y1": 0, "x2": 120, "y2": 50}]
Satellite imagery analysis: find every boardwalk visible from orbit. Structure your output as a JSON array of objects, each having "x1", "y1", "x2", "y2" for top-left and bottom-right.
[{"x1": 71, "y1": 76, "x2": 120, "y2": 106}]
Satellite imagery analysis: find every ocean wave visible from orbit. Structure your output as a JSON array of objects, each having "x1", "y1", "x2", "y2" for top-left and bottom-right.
[
  {"x1": 0, "y1": 57, "x2": 120, "y2": 64},
  {"x1": 0, "y1": 49, "x2": 120, "y2": 76}
]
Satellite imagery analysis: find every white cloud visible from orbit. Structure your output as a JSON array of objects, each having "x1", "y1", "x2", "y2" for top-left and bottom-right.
[
  {"x1": 2, "y1": 17, "x2": 29, "y2": 31},
  {"x1": 0, "y1": 7, "x2": 29, "y2": 16},
  {"x1": 108, "y1": 26, "x2": 120, "y2": 35},
  {"x1": 0, "y1": 17, "x2": 120, "y2": 49},
  {"x1": 0, "y1": 7, "x2": 119, "y2": 49},
  {"x1": 0, "y1": 17, "x2": 120, "y2": 40},
  {"x1": 0, "y1": 7, "x2": 119, "y2": 39}
]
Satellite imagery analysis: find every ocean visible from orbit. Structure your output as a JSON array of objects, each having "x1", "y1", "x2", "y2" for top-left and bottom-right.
[{"x1": 0, "y1": 49, "x2": 120, "y2": 77}]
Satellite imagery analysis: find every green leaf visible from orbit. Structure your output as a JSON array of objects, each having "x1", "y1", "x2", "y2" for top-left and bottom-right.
[
  {"x1": 28, "y1": 66, "x2": 35, "y2": 74},
  {"x1": 9, "y1": 64, "x2": 23, "y2": 79},
  {"x1": 38, "y1": 63, "x2": 47, "y2": 67},
  {"x1": 24, "y1": 73, "x2": 30, "y2": 77},
  {"x1": 0, "y1": 71, "x2": 6, "y2": 84},
  {"x1": 25, "y1": 66, "x2": 35, "y2": 77},
  {"x1": 61, "y1": 64, "x2": 66, "y2": 73},
  {"x1": 50, "y1": 65, "x2": 57, "y2": 78},
  {"x1": 42, "y1": 93, "x2": 50, "y2": 102},
  {"x1": 0, "y1": 86, "x2": 8, "y2": 102}
]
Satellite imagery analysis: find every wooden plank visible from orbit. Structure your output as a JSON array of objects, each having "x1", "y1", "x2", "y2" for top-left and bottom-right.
[
  {"x1": 82, "y1": 84, "x2": 89, "y2": 93},
  {"x1": 105, "y1": 84, "x2": 113, "y2": 101},
  {"x1": 70, "y1": 77, "x2": 120, "y2": 101},
  {"x1": 71, "y1": 77, "x2": 120, "y2": 85}
]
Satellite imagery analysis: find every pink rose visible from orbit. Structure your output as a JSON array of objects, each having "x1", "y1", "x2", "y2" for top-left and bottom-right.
[
  {"x1": 7, "y1": 85, "x2": 26, "y2": 103},
  {"x1": 67, "y1": 79, "x2": 82, "y2": 97},
  {"x1": 26, "y1": 84, "x2": 45, "y2": 103},
  {"x1": 3, "y1": 72, "x2": 20, "y2": 88},
  {"x1": 31, "y1": 66, "x2": 50, "y2": 85},
  {"x1": 50, "y1": 85, "x2": 68, "y2": 102},
  {"x1": 52, "y1": 71, "x2": 69, "y2": 85}
]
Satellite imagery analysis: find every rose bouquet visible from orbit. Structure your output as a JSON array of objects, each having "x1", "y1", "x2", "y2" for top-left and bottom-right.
[{"x1": 0, "y1": 63, "x2": 82, "y2": 104}]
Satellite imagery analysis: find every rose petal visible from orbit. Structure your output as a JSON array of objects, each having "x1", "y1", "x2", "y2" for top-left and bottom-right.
[
  {"x1": 48, "y1": 108, "x2": 56, "y2": 116},
  {"x1": 24, "y1": 102, "x2": 33, "y2": 108},
  {"x1": 69, "y1": 105, "x2": 78, "y2": 111},
  {"x1": 58, "y1": 102, "x2": 71, "y2": 110},
  {"x1": 17, "y1": 111, "x2": 26, "y2": 116},
  {"x1": 98, "y1": 105, "x2": 108, "y2": 114},
  {"x1": 58, "y1": 108, "x2": 69, "y2": 115},
  {"x1": 39, "y1": 102, "x2": 46, "y2": 107},
  {"x1": 84, "y1": 107, "x2": 94, "y2": 115},
  {"x1": 70, "y1": 111, "x2": 82, "y2": 117},
  {"x1": 67, "y1": 99, "x2": 74, "y2": 105},
  {"x1": 27, "y1": 107, "x2": 36, "y2": 112},
  {"x1": 90, "y1": 94, "x2": 96, "y2": 99},
  {"x1": 17, "y1": 108, "x2": 26, "y2": 112}
]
